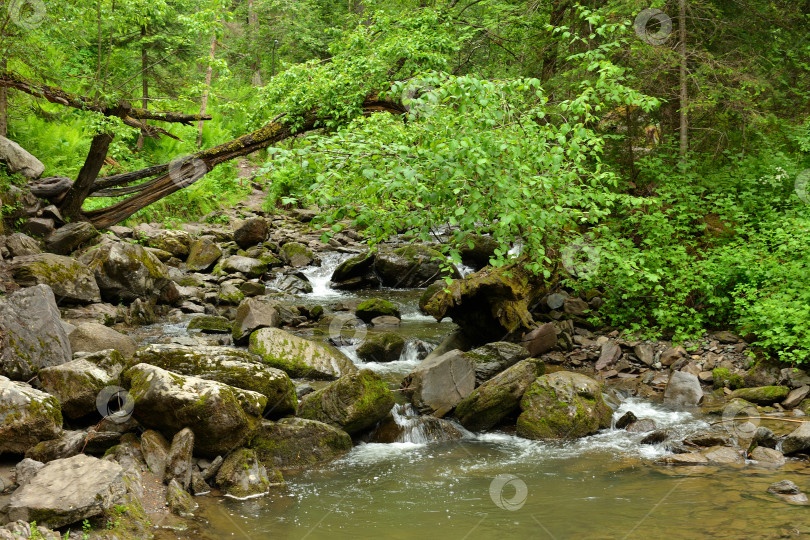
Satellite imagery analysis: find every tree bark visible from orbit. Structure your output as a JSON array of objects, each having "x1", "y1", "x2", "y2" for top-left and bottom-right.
[
  {"x1": 136, "y1": 25, "x2": 149, "y2": 151},
  {"x1": 679, "y1": 0, "x2": 688, "y2": 159},
  {"x1": 0, "y1": 58, "x2": 7, "y2": 138},
  {"x1": 197, "y1": 32, "x2": 217, "y2": 148},
  {"x1": 59, "y1": 133, "x2": 114, "y2": 221}
]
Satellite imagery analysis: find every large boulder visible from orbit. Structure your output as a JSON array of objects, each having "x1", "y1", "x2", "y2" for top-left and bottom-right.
[
  {"x1": 132, "y1": 344, "x2": 296, "y2": 417},
  {"x1": 250, "y1": 418, "x2": 352, "y2": 470},
  {"x1": 44, "y1": 222, "x2": 99, "y2": 255},
  {"x1": 516, "y1": 371, "x2": 613, "y2": 440},
  {"x1": 278, "y1": 242, "x2": 315, "y2": 268},
  {"x1": 220, "y1": 256, "x2": 267, "y2": 278},
  {"x1": 79, "y1": 239, "x2": 172, "y2": 303},
  {"x1": 421, "y1": 260, "x2": 551, "y2": 344},
  {"x1": 215, "y1": 447, "x2": 280, "y2": 499},
  {"x1": 355, "y1": 298, "x2": 400, "y2": 323},
  {"x1": 5, "y1": 232, "x2": 41, "y2": 257},
  {"x1": 402, "y1": 350, "x2": 476, "y2": 416},
  {"x1": 663, "y1": 371, "x2": 704, "y2": 408},
  {"x1": 233, "y1": 218, "x2": 269, "y2": 249},
  {"x1": 3, "y1": 454, "x2": 127, "y2": 528},
  {"x1": 68, "y1": 322, "x2": 137, "y2": 358},
  {"x1": 249, "y1": 327, "x2": 357, "y2": 379},
  {"x1": 38, "y1": 349, "x2": 125, "y2": 419},
  {"x1": 780, "y1": 422, "x2": 810, "y2": 455},
  {"x1": 464, "y1": 341, "x2": 531, "y2": 385},
  {"x1": 0, "y1": 136, "x2": 44, "y2": 178},
  {"x1": 232, "y1": 297, "x2": 280, "y2": 344},
  {"x1": 185, "y1": 236, "x2": 222, "y2": 271},
  {"x1": 0, "y1": 376, "x2": 63, "y2": 455},
  {"x1": 455, "y1": 357, "x2": 545, "y2": 431},
  {"x1": 0, "y1": 284, "x2": 72, "y2": 380},
  {"x1": 297, "y1": 369, "x2": 394, "y2": 434},
  {"x1": 374, "y1": 245, "x2": 459, "y2": 288},
  {"x1": 121, "y1": 363, "x2": 266, "y2": 457},
  {"x1": 142, "y1": 229, "x2": 191, "y2": 258},
  {"x1": 729, "y1": 386, "x2": 790, "y2": 405},
  {"x1": 356, "y1": 332, "x2": 405, "y2": 363},
  {"x1": 330, "y1": 252, "x2": 380, "y2": 290},
  {"x1": 9, "y1": 253, "x2": 101, "y2": 304}
]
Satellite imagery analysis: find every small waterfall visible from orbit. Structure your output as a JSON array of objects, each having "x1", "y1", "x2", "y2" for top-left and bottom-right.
[
  {"x1": 300, "y1": 252, "x2": 354, "y2": 298},
  {"x1": 376, "y1": 403, "x2": 466, "y2": 444}
]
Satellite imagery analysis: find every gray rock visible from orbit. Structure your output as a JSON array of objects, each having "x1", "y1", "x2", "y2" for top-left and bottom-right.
[
  {"x1": 14, "y1": 458, "x2": 44, "y2": 488},
  {"x1": 5, "y1": 232, "x2": 41, "y2": 257},
  {"x1": 752, "y1": 426, "x2": 778, "y2": 449},
  {"x1": 233, "y1": 218, "x2": 268, "y2": 249},
  {"x1": 633, "y1": 343, "x2": 655, "y2": 366},
  {"x1": 0, "y1": 284, "x2": 72, "y2": 380},
  {"x1": 232, "y1": 297, "x2": 280, "y2": 344},
  {"x1": 79, "y1": 238, "x2": 172, "y2": 303},
  {"x1": 220, "y1": 255, "x2": 267, "y2": 278},
  {"x1": 24, "y1": 430, "x2": 85, "y2": 462},
  {"x1": 663, "y1": 371, "x2": 703, "y2": 408},
  {"x1": 374, "y1": 245, "x2": 459, "y2": 288},
  {"x1": 4, "y1": 454, "x2": 127, "y2": 528},
  {"x1": 140, "y1": 429, "x2": 170, "y2": 478},
  {"x1": 750, "y1": 446, "x2": 785, "y2": 467},
  {"x1": 781, "y1": 421, "x2": 810, "y2": 455},
  {"x1": 185, "y1": 236, "x2": 222, "y2": 271},
  {"x1": 166, "y1": 478, "x2": 197, "y2": 516},
  {"x1": 519, "y1": 323, "x2": 557, "y2": 357},
  {"x1": 702, "y1": 445, "x2": 744, "y2": 464},
  {"x1": 0, "y1": 376, "x2": 62, "y2": 455},
  {"x1": 466, "y1": 341, "x2": 531, "y2": 384},
  {"x1": 143, "y1": 229, "x2": 191, "y2": 258},
  {"x1": 595, "y1": 341, "x2": 622, "y2": 371},
  {"x1": 44, "y1": 222, "x2": 98, "y2": 255},
  {"x1": 278, "y1": 242, "x2": 315, "y2": 268},
  {"x1": 215, "y1": 448, "x2": 278, "y2": 499},
  {"x1": 782, "y1": 385, "x2": 810, "y2": 409},
  {"x1": 165, "y1": 428, "x2": 194, "y2": 489},
  {"x1": 250, "y1": 418, "x2": 352, "y2": 470},
  {"x1": 276, "y1": 273, "x2": 313, "y2": 294},
  {"x1": 0, "y1": 136, "x2": 44, "y2": 178},
  {"x1": 249, "y1": 327, "x2": 356, "y2": 379},
  {"x1": 122, "y1": 363, "x2": 266, "y2": 457},
  {"x1": 22, "y1": 217, "x2": 54, "y2": 237},
  {"x1": 356, "y1": 332, "x2": 405, "y2": 363},
  {"x1": 330, "y1": 252, "x2": 379, "y2": 290},
  {"x1": 68, "y1": 322, "x2": 137, "y2": 358},
  {"x1": 768, "y1": 480, "x2": 801, "y2": 495},
  {"x1": 403, "y1": 350, "x2": 476, "y2": 416},
  {"x1": 10, "y1": 253, "x2": 101, "y2": 304}
]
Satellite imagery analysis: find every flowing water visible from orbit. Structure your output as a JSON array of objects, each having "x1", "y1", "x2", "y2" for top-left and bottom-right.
[{"x1": 167, "y1": 254, "x2": 810, "y2": 539}]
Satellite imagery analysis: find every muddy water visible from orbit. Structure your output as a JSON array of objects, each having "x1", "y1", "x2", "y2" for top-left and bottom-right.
[{"x1": 159, "y1": 254, "x2": 809, "y2": 539}]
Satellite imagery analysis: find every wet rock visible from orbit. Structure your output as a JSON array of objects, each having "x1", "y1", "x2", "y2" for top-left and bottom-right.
[
  {"x1": 0, "y1": 136, "x2": 45, "y2": 178},
  {"x1": 0, "y1": 284, "x2": 72, "y2": 380},
  {"x1": 517, "y1": 371, "x2": 612, "y2": 440},
  {"x1": 38, "y1": 349, "x2": 125, "y2": 419},
  {"x1": 249, "y1": 327, "x2": 356, "y2": 379},
  {"x1": 11, "y1": 253, "x2": 102, "y2": 304},
  {"x1": 79, "y1": 239, "x2": 172, "y2": 303},
  {"x1": 750, "y1": 447, "x2": 785, "y2": 467},
  {"x1": 371, "y1": 315, "x2": 400, "y2": 326},
  {"x1": 752, "y1": 426, "x2": 778, "y2": 449},
  {"x1": 233, "y1": 218, "x2": 269, "y2": 249},
  {"x1": 712, "y1": 367, "x2": 745, "y2": 390},
  {"x1": 297, "y1": 369, "x2": 394, "y2": 434},
  {"x1": 140, "y1": 430, "x2": 170, "y2": 478},
  {"x1": 122, "y1": 363, "x2": 266, "y2": 457},
  {"x1": 640, "y1": 429, "x2": 669, "y2": 444},
  {"x1": 520, "y1": 323, "x2": 557, "y2": 357},
  {"x1": 165, "y1": 428, "x2": 194, "y2": 489},
  {"x1": 330, "y1": 252, "x2": 380, "y2": 290},
  {"x1": 782, "y1": 386, "x2": 810, "y2": 409},
  {"x1": 220, "y1": 255, "x2": 267, "y2": 278},
  {"x1": 768, "y1": 480, "x2": 802, "y2": 495},
  {"x1": 185, "y1": 236, "x2": 222, "y2": 271},
  {"x1": 684, "y1": 432, "x2": 731, "y2": 447},
  {"x1": 250, "y1": 418, "x2": 352, "y2": 470},
  {"x1": 276, "y1": 273, "x2": 313, "y2": 294},
  {"x1": 657, "y1": 453, "x2": 709, "y2": 465},
  {"x1": 187, "y1": 315, "x2": 231, "y2": 333},
  {"x1": 232, "y1": 297, "x2": 280, "y2": 344},
  {"x1": 615, "y1": 411, "x2": 637, "y2": 429},
  {"x1": 44, "y1": 222, "x2": 99, "y2": 255},
  {"x1": 356, "y1": 332, "x2": 405, "y2": 363},
  {"x1": 627, "y1": 419, "x2": 658, "y2": 433},
  {"x1": 703, "y1": 445, "x2": 744, "y2": 464},
  {"x1": 402, "y1": 350, "x2": 476, "y2": 416},
  {"x1": 421, "y1": 260, "x2": 547, "y2": 343},
  {"x1": 279, "y1": 242, "x2": 315, "y2": 268},
  {"x1": 216, "y1": 448, "x2": 280, "y2": 499},
  {"x1": 780, "y1": 422, "x2": 810, "y2": 455},
  {"x1": 355, "y1": 298, "x2": 400, "y2": 323},
  {"x1": 455, "y1": 357, "x2": 545, "y2": 431},
  {"x1": 4, "y1": 454, "x2": 127, "y2": 528},
  {"x1": 240, "y1": 281, "x2": 266, "y2": 296},
  {"x1": 5, "y1": 232, "x2": 41, "y2": 257},
  {"x1": 728, "y1": 386, "x2": 790, "y2": 405},
  {"x1": 375, "y1": 245, "x2": 459, "y2": 288},
  {"x1": 368, "y1": 404, "x2": 464, "y2": 443},
  {"x1": 0, "y1": 377, "x2": 62, "y2": 454},
  {"x1": 662, "y1": 371, "x2": 703, "y2": 408},
  {"x1": 68, "y1": 322, "x2": 137, "y2": 358},
  {"x1": 133, "y1": 344, "x2": 296, "y2": 418},
  {"x1": 595, "y1": 341, "x2": 621, "y2": 371},
  {"x1": 190, "y1": 468, "x2": 210, "y2": 495},
  {"x1": 167, "y1": 478, "x2": 197, "y2": 517}
]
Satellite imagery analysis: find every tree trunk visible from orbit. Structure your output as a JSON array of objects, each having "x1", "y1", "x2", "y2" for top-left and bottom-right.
[
  {"x1": 541, "y1": 1, "x2": 570, "y2": 83},
  {"x1": 0, "y1": 58, "x2": 7, "y2": 137},
  {"x1": 679, "y1": 0, "x2": 688, "y2": 159},
  {"x1": 59, "y1": 133, "x2": 114, "y2": 221},
  {"x1": 136, "y1": 25, "x2": 148, "y2": 151},
  {"x1": 197, "y1": 32, "x2": 217, "y2": 148},
  {"x1": 248, "y1": 0, "x2": 261, "y2": 86}
]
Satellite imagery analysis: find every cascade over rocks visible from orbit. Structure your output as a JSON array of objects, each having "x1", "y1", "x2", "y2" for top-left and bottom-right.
[{"x1": 329, "y1": 251, "x2": 379, "y2": 290}]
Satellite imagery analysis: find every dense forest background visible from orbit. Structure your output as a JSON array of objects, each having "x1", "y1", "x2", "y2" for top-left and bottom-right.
[{"x1": 1, "y1": 0, "x2": 809, "y2": 362}]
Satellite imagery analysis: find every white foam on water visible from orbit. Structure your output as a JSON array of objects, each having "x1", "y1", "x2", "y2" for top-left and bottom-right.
[
  {"x1": 341, "y1": 340, "x2": 428, "y2": 376},
  {"x1": 300, "y1": 251, "x2": 355, "y2": 298}
]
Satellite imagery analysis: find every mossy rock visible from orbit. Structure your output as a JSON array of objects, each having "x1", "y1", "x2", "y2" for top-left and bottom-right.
[
  {"x1": 38, "y1": 350, "x2": 125, "y2": 419},
  {"x1": 0, "y1": 376, "x2": 63, "y2": 454},
  {"x1": 10, "y1": 253, "x2": 101, "y2": 304},
  {"x1": 250, "y1": 418, "x2": 352, "y2": 470},
  {"x1": 712, "y1": 367, "x2": 745, "y2": 390},
  {"x1": 330, "y1": 251, "x2": 379, "y2": 290},
  {"x1": 355, "y1": 298, "x2": 400, "y2": 323},
  {"x1": 218, "y1": 282, "x2": 245, "y2": 305},
  {"x1": 516, "y1": 371, "x2": 612, "y2": 440},
  {"x1": 248, "y1": 327, "x2": 356, "y2": 379},
  {"x1": 279, "y1": 242, "x2": 315, "y2": 268},
  {"x1": 728, "y1": 385, "x2": 790, "y2": 405},
  {"x1": 215, "y1": 447, "x2": 282, "y2": 499},
  {"x1": 186, "y1": 236, "x2": 222, "y2": 271},
  {"x1": 356, "y1": 332, "x2": 405, "y2": 363},
  {"x1": 187, "y1": 315, "x2": 232, "y2": 333},
  {"x1": 297, "y1": 369, "x2": 395, "y2": 434}
]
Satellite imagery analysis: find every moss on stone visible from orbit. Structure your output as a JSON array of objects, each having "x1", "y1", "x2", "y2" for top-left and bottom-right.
[{"x1": 355, "y1": 298, "x2": 400, "y2": 323}]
